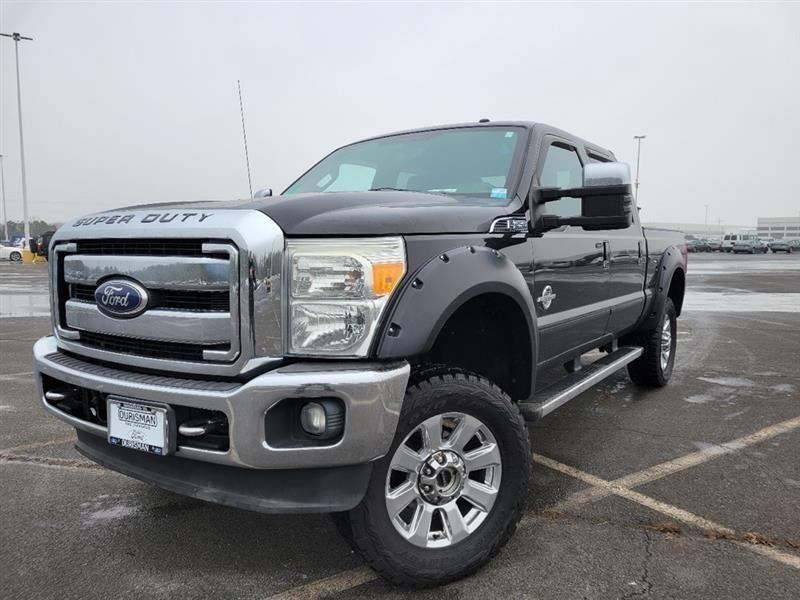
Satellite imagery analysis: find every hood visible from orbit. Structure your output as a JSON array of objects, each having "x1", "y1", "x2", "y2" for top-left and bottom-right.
[{"x1": 117, "y1": 191, "x2": 521, "y2": 236}]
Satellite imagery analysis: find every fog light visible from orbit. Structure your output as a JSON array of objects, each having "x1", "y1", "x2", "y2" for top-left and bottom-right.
[{"x1": 300, "y1": 402, "x2": 327, "y2": 436}]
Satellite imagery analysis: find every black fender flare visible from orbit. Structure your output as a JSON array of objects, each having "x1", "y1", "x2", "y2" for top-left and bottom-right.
[
  {"x1": 641, "y1": 246, "x2": 686, "y2": 330},
  {"x1": 376, "y1": 244, "x2": 538, "y2": 377}
]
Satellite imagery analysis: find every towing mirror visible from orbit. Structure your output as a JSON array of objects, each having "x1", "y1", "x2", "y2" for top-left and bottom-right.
[{"x1": 534, "y1": 162, "x2": 634, "y2": 232}]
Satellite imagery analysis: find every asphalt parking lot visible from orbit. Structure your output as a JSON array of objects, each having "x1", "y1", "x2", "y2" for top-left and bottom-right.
[{"x1": 1, "y1": 253, "x2": 798, "y2": 599}]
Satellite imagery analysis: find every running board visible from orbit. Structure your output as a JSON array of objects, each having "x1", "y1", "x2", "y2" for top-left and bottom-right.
[{"x1": 518, "y1": 346, "x2": 643, "y2": 421}]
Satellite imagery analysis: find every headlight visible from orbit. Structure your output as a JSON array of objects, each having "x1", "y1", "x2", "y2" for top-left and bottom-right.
[{"x1": 286, "y1": 237, "x2": 406, "y2": 356}]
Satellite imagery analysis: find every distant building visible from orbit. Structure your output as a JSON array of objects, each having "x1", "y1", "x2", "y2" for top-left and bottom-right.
[
  {"x1": 756, "y1": 216, "x2": 800, "y2": 240},
  {"x1": 642, "y1": 222, "x2": 751, "y2": 239}
]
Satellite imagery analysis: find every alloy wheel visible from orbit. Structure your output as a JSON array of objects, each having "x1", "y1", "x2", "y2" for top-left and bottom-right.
[{"x1": 384, "y1": 412, "x2": 502, "y2": 548}]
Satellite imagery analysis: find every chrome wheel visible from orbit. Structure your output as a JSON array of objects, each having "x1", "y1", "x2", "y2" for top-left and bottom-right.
[
  {"x1": 385, "y1": 412, "x2": 502, "y2": 548},
  {"x1": 660, "y1": 317, "x2": 672, "y2": 371}
]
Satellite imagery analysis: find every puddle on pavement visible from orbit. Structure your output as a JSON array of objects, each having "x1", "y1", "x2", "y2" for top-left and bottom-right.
[
  {"x1": 683, "y1": 292, "x2": 800, "y2": 313},
  {"x1": 689, "y1": 260, "x2": 800, "y2": 275},
  {"x1": 0, "y1": 293, "x2": 51, "y2": 318}
]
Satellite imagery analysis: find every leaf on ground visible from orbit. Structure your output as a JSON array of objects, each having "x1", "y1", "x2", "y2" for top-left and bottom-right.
[
  {"x1": 741, "y1": 532, "x2": 777, "y2": 546},
  {"x1": 647, "y1": 522, "x2": 682, "y2": 536},
  {"x1": 703, "y1": 528, "x2": 735, "y2": 540}
]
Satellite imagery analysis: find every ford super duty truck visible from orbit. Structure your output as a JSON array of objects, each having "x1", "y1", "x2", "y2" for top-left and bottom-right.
[{"x1": 33, "y1": 121, "x2": 686, "y2": 587}]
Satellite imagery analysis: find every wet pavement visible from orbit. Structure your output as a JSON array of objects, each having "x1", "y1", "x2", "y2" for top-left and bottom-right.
[{"x1": 1, "y1": 254, "x2": 799, "y2": 599}]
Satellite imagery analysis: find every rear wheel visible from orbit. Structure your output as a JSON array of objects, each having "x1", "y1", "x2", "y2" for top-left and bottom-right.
[
  {"x1": 9, "y1": 251, "x2": 21, "y2": 262},
  {"x1": 628, "y1": 298, "x2": 677, "y2": 387},
  {"x1": 341, "y1": 368, "x2": 531, "y2": 587}
]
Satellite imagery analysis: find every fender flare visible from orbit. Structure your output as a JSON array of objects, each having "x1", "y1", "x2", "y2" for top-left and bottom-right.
[
  {"x1": 641, "y1": 245, "x2": 686, "y2": 329},
  {"x1": 376, "y1": 244, "x2": 538, "y2": 369}
]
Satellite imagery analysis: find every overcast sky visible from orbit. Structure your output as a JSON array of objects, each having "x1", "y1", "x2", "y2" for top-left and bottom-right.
[{"x1": 1, "y1": 1, "x2": 798, "y2": 228}]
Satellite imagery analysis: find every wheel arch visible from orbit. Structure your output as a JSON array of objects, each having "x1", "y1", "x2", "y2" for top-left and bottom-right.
[
  {"x1": 376, "y1": 245, "x2": 537, "y2": 401},
  {"x1": 641, "y1": 245, "x2": 686, "y2": 329}
]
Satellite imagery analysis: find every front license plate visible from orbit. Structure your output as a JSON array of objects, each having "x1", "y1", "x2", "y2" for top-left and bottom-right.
[{"x1": 107, "y1": 398, "x2": 169, "y2": 456}]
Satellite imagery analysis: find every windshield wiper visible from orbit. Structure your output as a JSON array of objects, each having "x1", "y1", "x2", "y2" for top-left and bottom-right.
[{"x1": 368, "y1": 187, "x2": 450, "y2": 196}]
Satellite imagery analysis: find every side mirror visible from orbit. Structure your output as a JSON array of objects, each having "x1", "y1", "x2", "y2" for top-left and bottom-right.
[
  {"x1": 533, "y1": 162, "x2": 634, "y2": 232},
  {"x1": 254, "y1": 188, "x2": 273, "y2": 198}
]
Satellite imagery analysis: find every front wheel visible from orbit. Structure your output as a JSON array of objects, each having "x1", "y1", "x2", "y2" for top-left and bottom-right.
[
  {"x1": 628, "y1": 298, "x2": 677, "y2": 387},
  {"x1": 341, "y1": 368, "x2": 531, "y2": 587}
]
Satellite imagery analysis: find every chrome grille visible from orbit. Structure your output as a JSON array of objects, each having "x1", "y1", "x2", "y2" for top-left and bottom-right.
[
  {"x1": 48, "y1": 210, "x2": 284, "y2": 376},
  {"x1": 75, "y1": 238, "x2": 224, "y2": 258},
  {"x1": 69, "y1": 284, "x2": 230, "y2": 312},
  {"x1": 78, "y1": 331, "x2": 228, "y2": 361},
  {"x1": 53, "y1": 240, "x2": 239, "y2": 368}
]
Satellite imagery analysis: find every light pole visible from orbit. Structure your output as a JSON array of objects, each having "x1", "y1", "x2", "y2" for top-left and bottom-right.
[
  {"x1": 633, "y1": 135, "x2": 646, "y2": 203},
  {"x1": 1, "y1": 32, "x2": 33, "y2": 247},
  {"x1": 0, "y1": 154, "x2": 8, "y2": 241},
  {"x1": 704, "y1": 203, "x2": 709, "y2": 236}
]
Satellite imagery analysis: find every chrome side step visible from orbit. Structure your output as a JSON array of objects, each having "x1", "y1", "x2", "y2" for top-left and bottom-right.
[{"x1": 519, "y1": 346, "x2": 644, "y2": 421}]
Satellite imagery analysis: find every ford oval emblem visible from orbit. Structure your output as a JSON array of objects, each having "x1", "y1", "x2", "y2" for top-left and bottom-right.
[{"x1": 94, "y1": 279, "x2": 149, "y2": 318}]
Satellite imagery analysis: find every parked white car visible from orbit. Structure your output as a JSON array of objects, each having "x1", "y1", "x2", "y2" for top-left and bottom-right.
[
  {"x1": 0, "y1": 244, "x2": 24, "y2": 261},
  {"x1": 722, "y1": 233, "x2": 756, "y2": 252}
]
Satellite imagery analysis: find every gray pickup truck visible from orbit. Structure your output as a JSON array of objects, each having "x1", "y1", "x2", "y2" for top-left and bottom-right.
[{"x1": 33, "y1": 121, "x2": 686, "y2": 587}]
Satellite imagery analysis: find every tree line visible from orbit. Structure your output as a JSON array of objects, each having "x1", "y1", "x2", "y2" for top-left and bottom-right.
[{"x1": 2, "y1": 220, "x2": 61, "y2": 238}]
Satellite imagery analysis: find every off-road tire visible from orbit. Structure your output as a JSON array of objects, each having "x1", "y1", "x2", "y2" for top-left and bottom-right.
[
  {"x1": 628, "y1": 298, "x2": 677, "y2": 387},
  {"x1": 341, "y1": 366, "x2": 531, "y2": 588}
]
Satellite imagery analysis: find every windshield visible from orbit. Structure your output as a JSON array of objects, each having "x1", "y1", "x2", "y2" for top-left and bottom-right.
[{"x1": 284, "y1": 127, "x2": 525, "y2": 200}]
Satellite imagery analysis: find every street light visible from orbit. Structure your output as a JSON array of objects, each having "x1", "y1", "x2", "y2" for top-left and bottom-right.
[
  {"x1": 0, "y1": 154, "x2": 8, "y2": 241},
  {"x1": 633, "y1": 135, "x2": 646, "y2": 203},
  {"x1": 0, "y1": 31, "x2": 33, "y2": 247}
]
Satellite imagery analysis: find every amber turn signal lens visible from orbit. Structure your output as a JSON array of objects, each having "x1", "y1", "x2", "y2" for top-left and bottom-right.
[{"x1": 371, "y1": 262, "x2": 405, "y2": 296}]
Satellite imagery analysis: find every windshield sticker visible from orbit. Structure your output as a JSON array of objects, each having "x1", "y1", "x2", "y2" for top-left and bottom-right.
[
  {"x1": 316, "y1": 173, "x2": 333, "y2": 188},
  {"x1": 490, "y1": 188, "x2": 508, "y2": 199},
  {"x1": 504, "y1": 131, "x2": 515, "y2": 138}
]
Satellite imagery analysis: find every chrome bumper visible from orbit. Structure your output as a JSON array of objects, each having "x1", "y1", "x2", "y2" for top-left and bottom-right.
[{"x1": 34, "y1": 336, "x2": 410, "y2": 470}]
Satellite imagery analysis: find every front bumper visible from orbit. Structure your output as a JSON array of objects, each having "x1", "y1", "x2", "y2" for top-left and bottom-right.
[
  {"x1": 34, "y1": 336, "x2": 410, "y2": 471},
  {"x1": 74, "y1": 430, "x2": 373, "y2": 513}
]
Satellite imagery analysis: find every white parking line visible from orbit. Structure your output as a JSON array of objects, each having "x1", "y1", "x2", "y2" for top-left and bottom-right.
[
  {"x1": 267, "y1": 566, "x2": 377, "y2": 600},
  {"x1": 266, "y1": 415, "x2": 800, "y2": 597},
  {"x1": 0, "y1": 436, "x2": 73, "y2": 454},
  {"x1": 0, "y1": 454, "x2": 100, "y2": 471},
  {"x1": 554, "y1": 415, "x2": 800, "y2": 511},
  {"x1": 534, "y1": 454, "x2": 800, "y2": 570},
  {"x1": 0, "y1": 371, "x2": 34, "y2": 381}
]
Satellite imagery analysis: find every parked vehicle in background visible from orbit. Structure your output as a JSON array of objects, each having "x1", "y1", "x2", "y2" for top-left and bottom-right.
[
  {"x1": 722, "y1": 233, "x2": 756, "y2": 252},
  {"x1": 35, "y1": 231, "x2": 55, "y2": 261},
  {"x1": 768, "y1": 239, "x2": 794, "y2": 253},
  {"x1": 707, "y1": 239, "x2": 722, "y2": 252},
  {"x1": 0, "y1": 244, "x2": 23, "y2": 261},
  {"x1": 687, "y1": 239, "x2": 709, "y2": 252},
  {"x1": 732, "y1": 238, "x2": 767, "y2": 254},
  {"x1": 759, "y1": 238, "x2": 774, "y2": 252}
]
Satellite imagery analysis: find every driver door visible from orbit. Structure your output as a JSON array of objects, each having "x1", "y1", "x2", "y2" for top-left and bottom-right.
[{"x1": 531, "y1": 138, "x2": 610, "y2": 365}]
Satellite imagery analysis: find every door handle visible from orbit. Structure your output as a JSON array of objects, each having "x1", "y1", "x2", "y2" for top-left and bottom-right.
[{"x1": 602, "y1": 240, "x2": 610, "y2": 269}]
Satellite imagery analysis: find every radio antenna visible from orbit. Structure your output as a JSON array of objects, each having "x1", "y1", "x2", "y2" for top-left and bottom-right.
[{"x1": 237, "y1": 80, "x2": 254, "y2": 199}]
